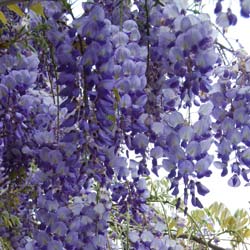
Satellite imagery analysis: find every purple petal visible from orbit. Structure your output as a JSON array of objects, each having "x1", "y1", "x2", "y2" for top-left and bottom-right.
[
  {"x1": 196, "y1": 182, "x2": 210, "y2": 196},
  {"x1": 228, "y1": 174, "x2": 241, "y2": 187}
]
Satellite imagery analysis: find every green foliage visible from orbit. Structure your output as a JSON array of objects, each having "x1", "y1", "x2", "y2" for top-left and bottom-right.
[
  {"x1": 29, "y1": 3, "x2": 45, "y2": 18},
  {"x1": 0, "y1": 210, "x2": 20, "y2": 250},
  {"x1": 147, "y1": 178, "x2": 250, "y2": 249},
  {"x1": 7, "y1": 4, "x2": 24, "y2": 17},
  {"x1": 0, "y1": 237, "x2": 12, "y2": 250},
  {"x1": 206, "y1": 202, "x2": 250, "y2": 248},
  {"x1": 0, "y1": 210, "x2": 20, "y2": 228},
  {"x1": 0, "y1": 3, "x2": 25, "y2": 25},
  {"x1": 0, "y1": 10, "x2": 7, "y2": 24}
]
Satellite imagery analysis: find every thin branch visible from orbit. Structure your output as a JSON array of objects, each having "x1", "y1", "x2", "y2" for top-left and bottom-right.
[
  {"x1": 215, "y1": 41, "x2": 234, "y2": 53},
  {"x1": 212, "y1": 23, "x2": 235, "y2": 52},
  {"x1": 145, "y1": 0, "x2": 150, "y2": 77},
  {"x1": 177, "y1": 234, "x2": 226, "y2": 250}
]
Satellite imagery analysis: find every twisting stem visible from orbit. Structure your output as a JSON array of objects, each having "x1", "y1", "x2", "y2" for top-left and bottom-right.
[
  {"x1": 177, "y1": 234, "x2": 226, "y2": 250},
  {"x1": 145, "y1": 0, "x2": 150, "y2": 77},
  {"x1": 48, "y1": 43, "x2": 60, "y2": 143},
  {"x1": 212, "y1": 23, "x2": 235, "y2": 53},
  {"x1": 56, "y1": 82, "x2": 60, "y2": 142},
  {"x1": 75, "y1": 34, "x2": 89, "y2": 120},
  {"x1": 188, "y1": 106, "x2": 191, "y2": 125},
  {"x1": 215, "y1": 41, "x2": 234, "y2": 53},
  {"x1": 125, "y1": 207, "x2": 130, "y2": 250},
  {"x1": 74, "y1": 34, "x2": 87, "y2": 121},
  {"x1": 159, "y1": 200, "x2": 173, "y2": 239},
  {"x1": 47, "y1": 68, "x2": 56, "y2": 105},
  {"x1": 119, "y1": 0, "x2": 124, "y2": 30},
  {"x1": 42, "y1": 29, "x2": 56, "y2": 104}
]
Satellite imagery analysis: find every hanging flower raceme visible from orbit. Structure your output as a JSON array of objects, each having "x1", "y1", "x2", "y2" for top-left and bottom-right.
[
  {"x1": 120, "y1": 0, "x2": 218, "y2": 208},
  {"x1": 0, "y1": 33, "x2": 41, "y2": 249},
  {"x1": 210, "y1": 59, "x2": 250, "y2": 188}
]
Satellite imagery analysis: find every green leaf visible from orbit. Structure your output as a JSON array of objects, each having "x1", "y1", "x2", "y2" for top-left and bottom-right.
[
  {"x1": 107, "y1": 114, "x2": 116, "y2": 123},
  {"x1": 168, "y1": 219, "x2": 176, "y2": 229},
  {"x1": 232, "y1": 209, "x2": 249, "y2": 231},
  {"x1": 30, "y1": 3, "x2": 45, "y2": 17},
  {"x1": 176, "y1": 227, "x2": 184, "y2": 237},
  {"x1": 224, "y1": 216, "x2": 236, "y2": 230},
  {"x1": 113, "y1": 88, "x2": 120, "y2": 102},
  {"x1": 7, "y1": 4, "x2": 24, "y2": 17},
  {"x1": 207, "y1": 222, "x2": 214, "y2": 232},
  {"x1": 209, "y1": 202, "x2": 225, "y2": 219},
  {"x1": 220, "y1": 208, "x2": 231, "y2": 229},
  {"x1": 0, "y1": 11, "x2": 7, "y2": 24},
  {"x1": 244, "y1": 229, "x2": 250, "y2": 238},
  {"x1": 237, "y1": 217, "x2": 248, "y2": 229},
  {"x1": 0, "y1": 237, "x2": 12, "y2": 250},
  {"x1": 9, "y1": 215, "x2": 20, "y2": 227},
  {"x1": 1, "y1": 211, "x2": 12, "y2": 228}
]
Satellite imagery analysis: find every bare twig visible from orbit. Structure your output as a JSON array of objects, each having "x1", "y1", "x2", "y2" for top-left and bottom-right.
[
  {"x1": 177, "y1": 234, "x2": 226, "y2": 250},
  {"x1": 0, "y1": 0, "x2": 28, "y2": 7}
]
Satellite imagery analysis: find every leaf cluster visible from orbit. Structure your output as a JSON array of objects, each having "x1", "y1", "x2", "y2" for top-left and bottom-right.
[{"x1": 147, "y1": 178, "x2": 250, "y2": 250}]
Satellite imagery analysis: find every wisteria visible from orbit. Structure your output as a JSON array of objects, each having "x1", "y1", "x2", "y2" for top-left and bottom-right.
[{"x1": 1, "y1": 0, "x2": 250, "y2": 249}]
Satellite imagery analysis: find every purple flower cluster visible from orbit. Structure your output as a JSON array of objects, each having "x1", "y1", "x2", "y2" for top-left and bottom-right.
[
  {"x1": 0, "y1": 0, "x2": 250, "y2": 249},
  {"x1": 210, "y1": 55, "x2": 250, "y2": 187},
  {"x1": 130, "y1": 1, "x2": 219, "y2": 208}
]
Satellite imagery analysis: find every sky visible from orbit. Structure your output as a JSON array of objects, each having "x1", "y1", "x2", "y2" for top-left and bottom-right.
[{"x1": 69, "y1": 0, "x2": 250, "y2": 214}]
